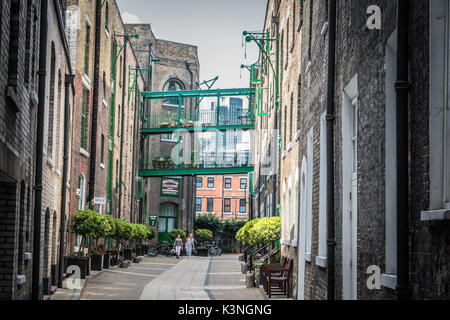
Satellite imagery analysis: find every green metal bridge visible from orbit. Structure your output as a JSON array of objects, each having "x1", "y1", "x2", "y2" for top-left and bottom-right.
[{"x1": 138, "y1": 87, "x2": 256, "y2": 177}]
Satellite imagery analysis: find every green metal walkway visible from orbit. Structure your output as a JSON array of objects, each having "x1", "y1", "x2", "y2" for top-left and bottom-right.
[{"x1": 138, "y1": 87, "x2": 256, "y2": 177}]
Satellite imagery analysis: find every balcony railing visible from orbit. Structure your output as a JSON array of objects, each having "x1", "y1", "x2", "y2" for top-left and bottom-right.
[
  {"x1": 142, "y1": 108, "x2": 255, "y2": 131},
  {"x1": 139, "y1": 150, "x2": 252, "y2": 172}
]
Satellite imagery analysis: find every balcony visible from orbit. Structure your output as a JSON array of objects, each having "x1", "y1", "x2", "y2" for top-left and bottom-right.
[
  {"x1": 141, "y1": 108, "x2": 255, "y2": 133},
  {"x1": 139, "y1": 150, "x2": 253, "y2": 176}
]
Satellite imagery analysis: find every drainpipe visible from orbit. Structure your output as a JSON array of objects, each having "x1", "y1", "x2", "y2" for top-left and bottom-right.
[
  {"x1": 87, "y1": 0, "x2": 102, "y2": 207},
  {"x1": 32, "y1": 0, "x2": 48, "y2": 300},
  {"x1": 326, "y1": 0, "x2": 337, "y2": 301},
  {"x1": 395, "y1": 0, "x2": 410, "y2": 301},
  {"x1": 273, "y1": 21, "x2": 280, "y2": 219},
  {"x1": 118, "y1": 40, "x2": 127, "y2": 219},
  {"x1": 58, "y1": 74, "x2": 75, "y2": 288}
]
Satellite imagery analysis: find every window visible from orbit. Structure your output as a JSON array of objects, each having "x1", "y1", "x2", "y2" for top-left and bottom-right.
[
  {"x1": 297, "y1": 76, "x2": 302, "y2": 130},
  {"x1": 84, "y1": 22, "x2": 91, "y2": 75},
  {"x1": 117, "y1": 104, "x2": 121, "y2": 137},
  {"x1": 196, "y1": 197, "x2": 202, "y2": 212},
  {"x1": 47, "y1": 44, "x2": 56, "y2": 158},
  {"x1": 298, "y1": 0, "x2": 305, "y2": 30},
  {"x1": 308, "y1": 0, "x2": 313, "y2": 61},
  {"x1": 317, "y1": 113, "x2": 327, "y2": 265},
  {"x1": 8, "y1": 0, "x2": 20, "y2": 86},
  {"x1": 351, "y1": 98, "x2": 358, "y2": 173},
  {"x1": 77, "y1": 175, "x2": 86, "y2": 210},
  {"x1": 429, "y1": 1, "x2": 450, "y2": 211},
  {"x1": 100, "y1": 134, "x2": 105, "y2": 164},
  {"x1": 80, "y1": 88, "x2": 89, "y2": 150},
  {"x1": 240, "y1": 199, "x2": 246, "y2": 213},
  {"x1": 207, "y1": 198, "x2": 214, "y2": 212},
  {"x1": 290, "y1": 93, "x2": 294, "y2": 141},
  {"x1": 224, "y1": 198, "x2": 231, "y2": 213},
  {"x1": 163, "y1": 80, "x2": 184, "y2": 106},
  {"x1": 207, "y1": 177, "x2": 214, "y2": 189},
  {"x1": 225, "y1": 178, "x2": 232, "y2": 189},
  {"x1": 240, "y1": 178, "x2": 247, "y2": 190},
  {"x1": 105, "y1": 1, "x2": 109, "y2": 32},
  {"x1": 102, "y1": 72, "x2": 106, "y2": 101},
  {"x1": 196, "y1": 176, "x2": 203, "y2": 188}
]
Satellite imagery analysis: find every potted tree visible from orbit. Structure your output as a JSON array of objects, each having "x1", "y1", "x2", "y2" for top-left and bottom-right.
[
  {"x1": 67, "y1": 210, "x2": 98, "y2": 279},
  {"x1": 88, "y1": 213, "x2": 113, "y2": 271},
  {"x1": 195, "y1": 229, "x2": 213, "y2": 257}
]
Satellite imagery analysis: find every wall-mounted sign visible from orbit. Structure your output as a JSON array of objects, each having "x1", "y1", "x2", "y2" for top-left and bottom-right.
[
  {"x1": 161, "y1": 178, "x2": 181, "y2": 196},
  {"x1": 94, "y1": 197, "x2": 106, "y2": 205},
  {"x1": 149, "y1": 215, "x2": 158, "y2": 227}
]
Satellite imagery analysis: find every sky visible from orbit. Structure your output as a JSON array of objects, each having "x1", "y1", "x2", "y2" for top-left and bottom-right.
[{"x1": 116, "y1": 0, "x2": 267, "y2": 90}]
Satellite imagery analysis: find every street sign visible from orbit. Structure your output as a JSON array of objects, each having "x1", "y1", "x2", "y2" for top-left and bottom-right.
[
  {"x1": 149, "y1": 215, "x2": 158, "y2": 227},
  {"x1": 94, "y1": 197, "x2": 106, "y2": 205}
]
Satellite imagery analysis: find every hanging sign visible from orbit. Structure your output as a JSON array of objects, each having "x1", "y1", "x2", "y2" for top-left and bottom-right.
[{"x1": 161, "y1": 178, "x2": 181, "y2": 197}]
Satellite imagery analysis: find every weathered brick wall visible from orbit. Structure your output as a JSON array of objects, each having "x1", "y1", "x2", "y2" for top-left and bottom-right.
[{"x1": 0, "y1": 0, "x2": 39, "y2": 300}]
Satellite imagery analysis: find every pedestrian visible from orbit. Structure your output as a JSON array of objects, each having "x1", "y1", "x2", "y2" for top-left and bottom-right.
[
  {"x1": 173, "y1": 234, "x2": 183, "y2": 259},
  {"x1": 185, "y1": 234, "x2": 195, "y2": 258}
]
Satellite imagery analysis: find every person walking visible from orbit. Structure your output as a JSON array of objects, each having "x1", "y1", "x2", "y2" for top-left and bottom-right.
[
  {"x1": 173, "y1": 234, "x2": 183, "y2": 259},
  {"x1": 185, "y1": 234, "x2": 195, "y2": 258}
]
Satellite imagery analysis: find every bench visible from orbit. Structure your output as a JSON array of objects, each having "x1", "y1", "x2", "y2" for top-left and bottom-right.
[{"x1": 264, "y1": 258, "x2": 293, "y2": 298}]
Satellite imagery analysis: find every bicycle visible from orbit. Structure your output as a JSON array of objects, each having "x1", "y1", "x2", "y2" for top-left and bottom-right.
[{"x1": 148, "y1": 241, "x2": 172, "y2": 257}]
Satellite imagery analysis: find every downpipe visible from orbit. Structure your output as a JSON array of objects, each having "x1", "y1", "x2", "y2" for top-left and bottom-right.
[
  {"x1": 326, "y1": 0, "x2": 337, "y2": 301},
  {"x1": 32, "y1": 0, "x2": 49, "y2": 300}
]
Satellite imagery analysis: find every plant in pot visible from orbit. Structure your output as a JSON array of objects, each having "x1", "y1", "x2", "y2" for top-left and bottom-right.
[
  {"x1": 88, "y1": 213, "x2": 113, "y2": 271},
  {"x1": 195, "y1": 229, "x2": 213, "y2": 257},
  {"x1": 68, "y1": 210, "x2": 99, "y2": 278},
  {"x1": 111, "y1": 218, "x2": 134, "y2": 261}
]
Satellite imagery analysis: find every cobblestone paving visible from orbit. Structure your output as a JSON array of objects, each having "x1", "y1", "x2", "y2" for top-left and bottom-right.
[
  {"x1": 79, "y1": 254, "x2": 264, "y2": 300},
  {"x1": 80, "y1": 256, "x2": 179, "y2": 300}
]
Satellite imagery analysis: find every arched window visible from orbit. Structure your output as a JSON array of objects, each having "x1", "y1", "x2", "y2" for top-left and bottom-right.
[
  {"x1": 163, "y1": 80, "x2": 184, "y2": 106},
  {"x1": 102, "y1": 71, "x2": 106, "y2": 101}
]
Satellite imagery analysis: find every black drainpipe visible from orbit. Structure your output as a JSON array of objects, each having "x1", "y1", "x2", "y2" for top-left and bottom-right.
[
  {"x1": 58, "y1": 74, "x2": 75, "y2": 288},
  {"x1": 395, "y1": 0, "x2": 410, "y2": 301},
  {"x1": 32, "y1": 0, "x2": 48, "y2": 301},
  {"x1": 326, "y1": 0, "x2": 337, "y2": 301},
  {"x1": 118, "y1": 40, "x2": 127, "y2": 219},
  {"x1": 87, "y1": 0, "x2": 102, "y2": 207}
]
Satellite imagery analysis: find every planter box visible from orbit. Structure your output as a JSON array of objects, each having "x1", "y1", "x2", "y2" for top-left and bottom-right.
[
  {"x1": 123, "y1": 249, "x2": 133, "y2": 260},
  {"x1": 196, "y1": 248, "x2": 208, "y2": 257},
  {"x1": 65, "y1": 257, "x2": 89, "y2": 279},
  {"x1": 107, "y1": 251, "x2": 118, "y2": 266},
  {"x1": 103, "y1": 252, "x2": 111, "y2": 269},
  {"x1": 241, "y1": 262, "x2": 248, "y2": 274},
  {"x1": 91, "y1": 255, "x2": 104, "y2": 271}
]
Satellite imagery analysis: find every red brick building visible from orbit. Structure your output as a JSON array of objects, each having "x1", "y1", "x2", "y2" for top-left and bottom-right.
[{"x1": 195, "y1": 174, "x2": 249, "y2": 220}]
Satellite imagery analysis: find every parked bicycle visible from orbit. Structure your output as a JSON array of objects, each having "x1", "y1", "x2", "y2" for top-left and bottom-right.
[{"x1": 148, "y1": 241, "x2": 172, "y2": 257}]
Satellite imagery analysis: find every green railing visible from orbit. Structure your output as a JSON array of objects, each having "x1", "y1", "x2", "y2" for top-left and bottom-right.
[
  {"x1": 142, "y1": 108, "x2": 255, "y2": 130},
  {"x1": 140, "y1": 151, "x2": 252, "y2": 171}
]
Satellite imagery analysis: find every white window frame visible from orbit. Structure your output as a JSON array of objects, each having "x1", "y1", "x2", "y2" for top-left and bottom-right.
[
  {"x1": 316, "y1": 113, "x2": 328, "y2": 268},
  {"x1": 424, "y1": 0, "x2": 450, "y2": 221}
]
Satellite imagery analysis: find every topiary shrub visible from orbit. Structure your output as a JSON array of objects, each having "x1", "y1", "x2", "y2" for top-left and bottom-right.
[
  {"x1": 195, "y1": 229, "x2": 213, "y2": 244},
  {"x1": 169, "y1": 229, "x2": 186, "y2": 240},
  {"x1": 235, "y1": 218, "x2": 260, "y2": 245}
]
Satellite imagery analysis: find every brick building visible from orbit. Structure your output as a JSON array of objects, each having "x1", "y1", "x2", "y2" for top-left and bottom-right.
[
  {"x1": 65, "y1": 0, "x2": 144, "y2": 253},
  {"x1": 195, "y1": 175, "x2": 249, "y2": 220},
  {"x1": 127, "y1": 23, "x2": 200, "y2": 243},
  {"x1": 252, "y1": 0, "x2": 449, "y2": 300},
  {"x1": 0, "y1": 0, "x2": 40, "y2": 300}
]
